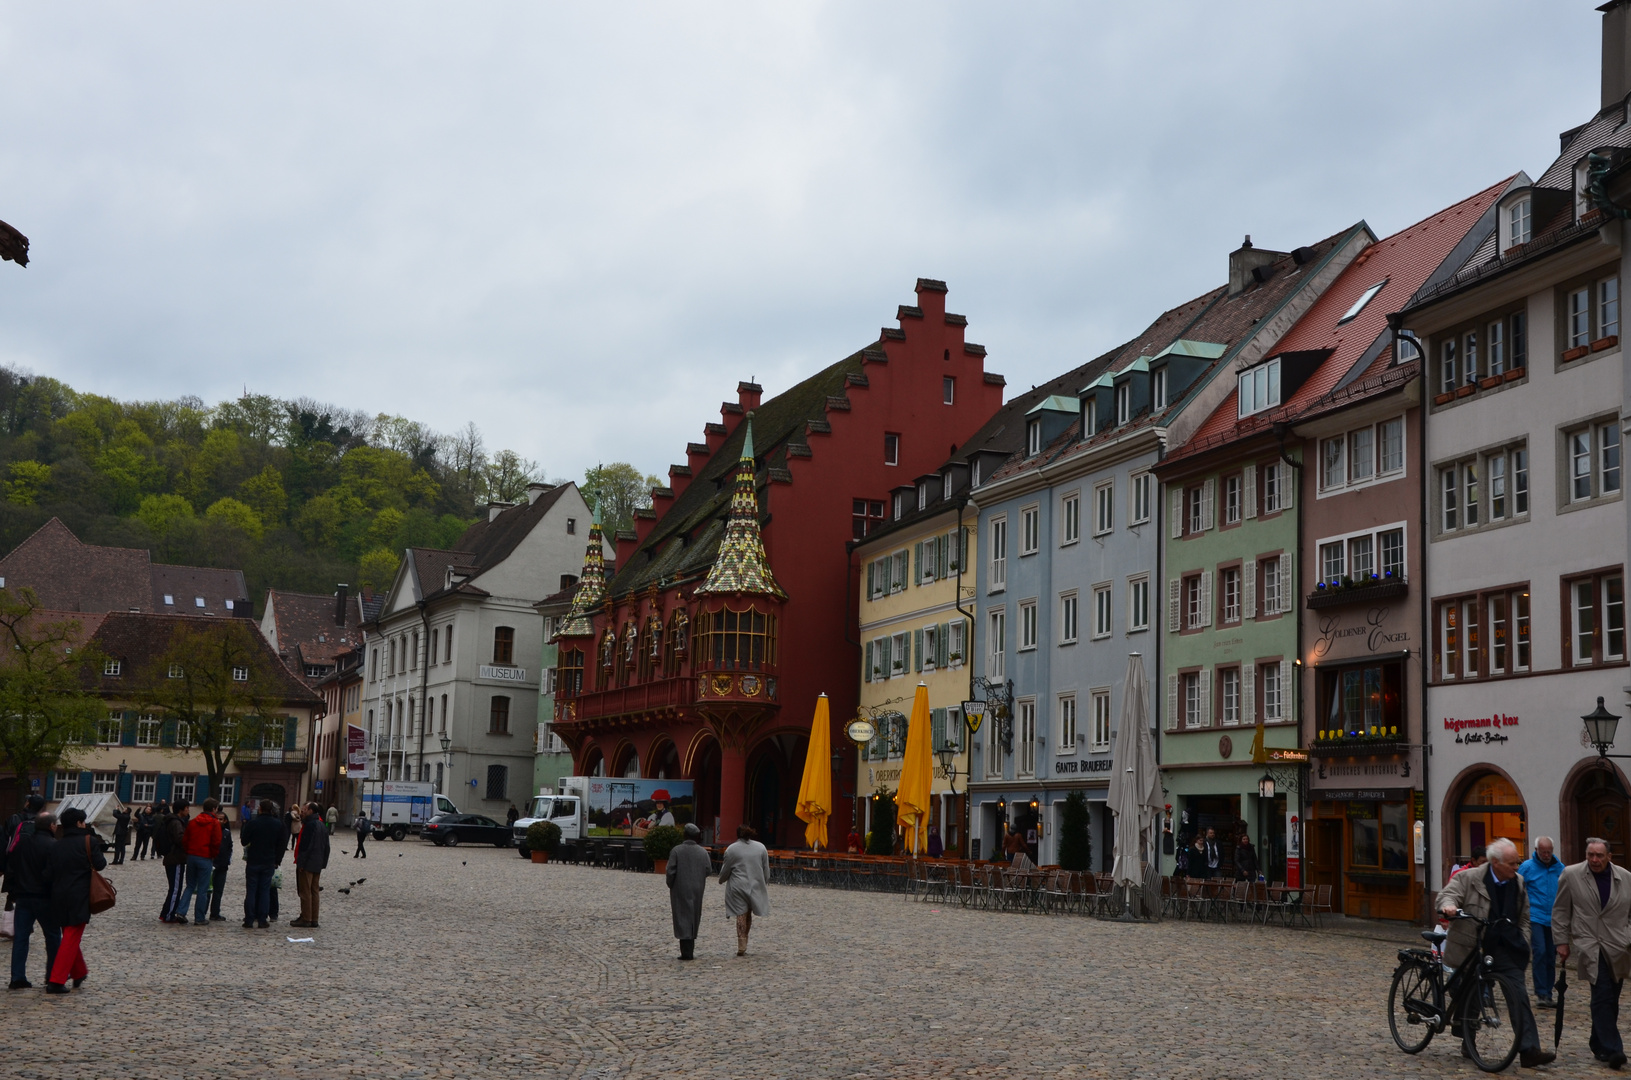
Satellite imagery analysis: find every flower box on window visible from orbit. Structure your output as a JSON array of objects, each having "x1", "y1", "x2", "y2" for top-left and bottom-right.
[
  {"x1": 1563, "y1": 345, "x2": 1591, "y2": 362},
  {"x1": 1433, "y1": 392, "x2": 1455, "y2": 406},
  {"x1": 1454, "y1": 384, "x2": 1476, "y2": 398},
  {"x1": 1592, "y1": 335, "x2": 1619, "y2": 353},
  {"x1": 1306, "y1": 573, "x2": 1409, "y2": 610},
  {"x1": 1478, "y1": 375, "x2": 1503, "y2": 390},
  {"x1": 1503, "y1": 366, "x2": 1526, "y2": 382}
]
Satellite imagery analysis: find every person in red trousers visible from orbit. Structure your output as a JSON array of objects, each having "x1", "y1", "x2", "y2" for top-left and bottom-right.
[{"x1": 43, "y1": 807, "x2": 107, "y2": 994}]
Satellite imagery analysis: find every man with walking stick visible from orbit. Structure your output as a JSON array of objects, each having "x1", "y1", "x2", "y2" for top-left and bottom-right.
[{"x1": 1554, "y1": 837, "x2": 1631, "y2": 1068}]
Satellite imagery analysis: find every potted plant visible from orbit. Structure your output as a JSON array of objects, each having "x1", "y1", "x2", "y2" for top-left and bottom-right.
[
  {"x1": 643, "y1": 824, "x2": 684, "y2": 874},
  {"x1": 525, "y1": 820, "x2": 561, "y2": 864}
]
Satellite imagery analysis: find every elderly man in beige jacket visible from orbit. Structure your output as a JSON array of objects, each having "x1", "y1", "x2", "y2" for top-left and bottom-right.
[{"x1": 1554, "y1": 837, "x2": 1631, "y2": 1068}]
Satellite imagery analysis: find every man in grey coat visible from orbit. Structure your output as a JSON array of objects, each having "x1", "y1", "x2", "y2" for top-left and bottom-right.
[
  {"x1": 665, "y1": 823, "x2": 711, "y2": 961},
  {"x1": 718, "y1": 824, "x2": 770, "y2": 957},
  {"x1": 1554, "y1": 837, "x2": 1631, "y2": 1068}
]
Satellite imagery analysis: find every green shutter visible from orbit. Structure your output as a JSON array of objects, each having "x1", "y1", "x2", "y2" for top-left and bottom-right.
[
  {"x1": 42, "y1": 771, "x2": 53, "y2": 799},
  {"x1": 913, "y1": 543, "x2": 922, "y2": 583},
  {"x1": 867, "y1": 561, "x2": 877, "y2": 598},
  {"x1": 914, "y1": 629, "x2": 924, "y2": 673},
  {"x1": 284, "y1": 717, "x2": 298, "y2": 752},
  {"x1": 160, "y1": 718, "x2": 177, "y2": 748},
  {"x1": 937, "y1": 623, "x2": 950, "y2": 668},
  {"x1": 120, "y1": 710, "x2": 137, "y2": 748},
  {"x1": 931, "y1": 708, "x2": 945, "y2": 752},
  {"x1": 863, "y1": 641, "x2": 872, "y2": 684},
  {"x1": 155, "y1": 774, "x2": 173, "y2": 802},
  {"x1": 78, "y1": 771, "x2": 93, "y2": 794}
]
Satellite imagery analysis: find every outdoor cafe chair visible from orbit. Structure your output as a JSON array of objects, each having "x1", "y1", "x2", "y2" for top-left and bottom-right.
[{"x1": 1308, "y1": 883, "x2": 1333, "y2": 929}]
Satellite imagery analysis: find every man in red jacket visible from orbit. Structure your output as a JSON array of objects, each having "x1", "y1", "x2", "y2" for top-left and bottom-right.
[{"x1": 176, "y1": 797, "x2": 222, "y2": 926}]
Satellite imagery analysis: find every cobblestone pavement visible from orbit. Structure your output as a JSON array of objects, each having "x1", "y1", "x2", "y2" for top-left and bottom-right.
[{"x1": 3, "y1": 840, "x2": 1604, "y2": 1078}]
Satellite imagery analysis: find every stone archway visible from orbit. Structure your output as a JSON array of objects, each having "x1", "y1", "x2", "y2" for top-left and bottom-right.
[
  {"x1": 684, "y1": 732, "x2": 722, "y2": 844},
  {"x1": 580, "y1": 744, "x2": 605, "y2": 778},
  {"x1": 1440, "y1": 764, "x2": 1527, "y2": 882},
  {"x1": 646, "y1": 738, "x2": 681, "y2": 781},
  {"x1": 610, "y1": 741, "x2": 640, "y2": 778},
  {"x1": 1561, "y1": 757, "x2": 1631, "y2": 866}
]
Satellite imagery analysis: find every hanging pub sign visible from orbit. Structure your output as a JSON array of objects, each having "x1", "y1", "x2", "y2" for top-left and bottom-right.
[{"x1": 846, "y1": 717, "x2": 876, "y2": 746}]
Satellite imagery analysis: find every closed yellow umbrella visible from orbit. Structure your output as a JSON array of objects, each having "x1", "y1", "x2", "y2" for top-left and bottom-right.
[
  {"x1": 795, "y1": 693, "x2": 833, "y2": 850},
  {"x1": 896, "y1": 682, "x2": 933, "y2": 855}
]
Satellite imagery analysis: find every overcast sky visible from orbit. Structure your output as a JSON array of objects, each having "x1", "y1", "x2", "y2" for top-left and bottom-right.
[{"x1": 0, "y1": 3, "x2": 1604, "y2": 481}]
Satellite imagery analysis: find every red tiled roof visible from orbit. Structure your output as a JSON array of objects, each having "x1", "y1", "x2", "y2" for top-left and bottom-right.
[
  {"x1": 1166, "y1": 177, "x2": 1509, "y2": 466},
  {"x1": 0, "y1": 518, "x2": 151, "y2": 612},
  {"x1": 262, "y1": 589, "x2": 366, "y2": 682},
  {"x1": 86, "y1": 610, "x2": 321, "y2": 705}
]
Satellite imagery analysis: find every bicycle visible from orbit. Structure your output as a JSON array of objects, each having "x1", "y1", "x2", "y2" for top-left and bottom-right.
[{"x1": 1388, "y1": 911, "x2": 1526, "y2": 1072}]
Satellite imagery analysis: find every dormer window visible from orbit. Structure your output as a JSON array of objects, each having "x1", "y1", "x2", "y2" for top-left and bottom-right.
[
  {"x1": 1153, "y1": 368, "x2": 1168, "y2": 411},
  {"x1": 917, "y1": 484, "x2": 927, "y2": 511},
  {"x1": 1506, "y1": 198, "x2": 1532, "y2": 250},
  {"x1": 1237, "y1": 358, "x2": 1281, "y2": 418},
  {"x1": 893, "y1": 492, "x2": 904, "y2": 520},
  {"x1": 1026, "y1": 419, "x2": 1042, "y2": 456},
  {"x1": 1115, "y1": 383, "x2": 1130, "y2": 425},
  {"x1": 1338, "y1": 281, "x2": 1387, "y2": 325},
  {"x1": 971, "y1": 460, "x2": 982, "y2": 488},
  {"x1": 942, "y1": 471, "x2": 953, "y2": 500},
  {"x1": 1084, "y1": 404, "x2": 1096, "y2": 438}
]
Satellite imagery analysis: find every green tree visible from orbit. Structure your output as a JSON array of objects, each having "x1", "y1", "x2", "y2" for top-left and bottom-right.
[
  {"x1": 0, "y1": 589, "x2": 105, "y2": 799},
  {"x1": 137, "y1": 493, "x2": 195, "y2": 536},
  {"x1": 205, "y1": 497, "x2": 264, "y2": 540},
  {"x1": 134, "y1": 621, "x2": 284, "y2": 801},
  {"x1": 5, "y1": 460, "x2": 50, "y2": 505},
  {"x1": 358, "y1": 548, "x2": 400, "y2": 592},
  {"x1": 483, "y1": 449, "x2": 542, "y2": 504},
  {"x1": 582, "y1": 462, "x2": 660, "y2": 534},
  {"x1": 867, "y1": 787, "x2": 897, "y2": 855},
  {"x1": 1057, "y1": 790, "x2": 1093, "y2": 872},
  {"x1": 237, "y1": 464, "x2": 287, "y2": 525}
]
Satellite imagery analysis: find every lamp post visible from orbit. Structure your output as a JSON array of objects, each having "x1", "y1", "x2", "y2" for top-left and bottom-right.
[
  {"x1": 439, "y1": 734, "x2": 452, "y2": 792},
  {"x1": 118, "y1": 759, "x2": 127, "y2": 804}
]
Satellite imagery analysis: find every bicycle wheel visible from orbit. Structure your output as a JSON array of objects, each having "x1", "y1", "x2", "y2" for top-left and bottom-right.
[
  {"x1": 1462, "y1": 972, "x2": 1523, "y2": 1073},
  {"x1": 1388, "y1": 961, "x2": 1439, "y2": 1053}
]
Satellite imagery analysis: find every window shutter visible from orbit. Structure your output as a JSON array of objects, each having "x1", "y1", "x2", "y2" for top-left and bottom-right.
[
  {"x1": 864, "y1": 641, "x2": 873, "y2": 683},
  {"x1": 1201, "y1": 478, "x2": 1216, "y2": 530},
  {"x1": 197, "y1": 774, "x2": 212, "y2": 800},
  {"x1": 914, "y1": 629, "x2": 924, "y2": 673},
  {"x1": 931, "y1": 708, "x2": 945, "y2": 752},
  {"x1": 1242, "y1": 664, "x2": 1256, "y2": 725},
  {"x1": 78, "y1": 771, "x2": 93, "y2": 794},
  {"x1": 896, "y1": 551, "x2": 909, "y2": 592},
  {"x1": 1198, "y1": 669, "x2": 1213, "y2": 728},
  {"x1": 1279, "y1": 659, "x2": 1291, "y2": 720},
  {"x1": 936, "y1": 535, "x2": 949, "y2": 580},
  {"x1": 284, "y1": 717, "x2": 298, "y2": 752},
  {"x1": 117, "y1": 771, "x2": 133, "y2": 803},
  {"x1": 881, "y1": 636, "x2": 892, "y2": 675},
  {"x1": 867, "y1": 561, "x2": 877, "y2": 599},
  {"x1": 1200, "y1": 571, "x2": 1214, "y2": 628},
  {"x1": 1169, "y1": 488, "x2": 1184, "y2": 538},
  {"x1": 1167, "y1": 578, "x2": 1181, "y2": 632},
  {"x1": 916, "y1": 542, "x2": 925, "y2": 583},
  {"x1": 1166, "y1": 675, "x2": 1179, "y2": 732},
  {"x1": 1243, "y1": 560, "x2": 1256, "y2": 620},
  {"x1": 155, "y1": 774, "x2": 173, "y2": 802},
  {"x1": 937, "y1": 623, "x2": 950, "y2": 668},
  {"x1": 1280, "y1": 461, "x2": 1294, "y2": 509},
  {"x1": 1244, "y1": 465, "x2": 1257, "y2": 519},
  {"x1": 121, "y1": 710, "x2": 137, "y2": 748},
  {"x1": 160, "y1": 719, "x2": 177, "y2": 749},
  {"x1": 1278, "y1": 553, "x2": 1293, "y2": 614},
  {"x1": 950, "y1": 528, "x2": 962, "y2": 571}
]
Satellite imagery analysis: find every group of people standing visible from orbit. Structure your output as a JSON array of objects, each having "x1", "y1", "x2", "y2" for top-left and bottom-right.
[
  {"x1": 0, "y1": 794, "x2": 109, "y2": 994},
  {"x1": 1438, "y1": 834, "x2": 1631, "y2": 1070}
]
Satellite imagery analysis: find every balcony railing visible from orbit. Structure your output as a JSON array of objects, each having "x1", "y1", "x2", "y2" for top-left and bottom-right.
[
  {"x1": 571, "y1": 676, "x2": 697, "y2": 722},
  {"x1": 1305, "y1": 578, "x2": 1409, "y2": 610}
]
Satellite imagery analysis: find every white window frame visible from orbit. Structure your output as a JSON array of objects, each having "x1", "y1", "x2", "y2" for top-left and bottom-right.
[
  {"x1": 943, "y1": 375, "x2": 955, "y2": 405},
  {"x1": 1020, "y1": 505, "x2": 1040, "y2": 556},
  {"x1": 1094, "y1": 481, "x2": 1113, "y2": 536},
  {"x1": 1131, "y1": 473, "x2": 1153, "y2": 524},
  {"x1": 1092, "y1": 584, "x2": 1111, "y2": 639},
  {"x1": 1223, "y1": 474, "x2": 1241, "y2": 525},
  {"x1": 1220, "y1": 566, "x2": 1240, "y2": 624},
  {"x1": 1220, "y1": 667, "x2": 1240, "y2": 727},
  {"x1": 1061, "y1": 491, "x2": 1081, "y2": 546},
  {"x1": 132, "y1": 773, "x2": 157, "y2": 803},
  {"x1": 1016, "y1": 699, "x2": 1037, "y2": 778},
  {"x1": 1153, "y1": 368, "x2": 1168, "y2": 411},
  {"x1": 1026, "y1": 419, "x2": 1042, "y2": 456},
  {"x1": 1506, "y1": 197, "x2": 1531, "y2": 249},
  {"x1": 1261, "y1": 557, "x2": 1283, "y2": 616},
  {"x1": 103, "y1": 659, "x2": 121, "y2": 677},
  {"x1": 1237, "y1": 358, "x2": 1282, "y2": 418},
  {"x1": 1260, "y1": 662, "x2": 1283, "y2": 721},
  {"x1": 1090, "y1": 689, "x2": 1111, "y2": 752},
  {"x1": 1128, "y1": 576, "x2": 1150, "y2": 632},
  {"x1": 1019, "y1": 600, "x2": 1038, "y2": 651},
  {"x1": 1314, "y1": 521, "x2": 1409, "y2": 584},
  {"x1": 1057, "y1": 694, "x2": 1078, "y2": 754},
  {"x1": 52, "y1": 774, "x2": 74, "y2": 800},
  {"x1": 1060, "y1": 592, "x2": 1079, "y2": 645},
  {"x1": 1115, "y1": 383, "x2": 1130, "y2": 425},
  {"x1": 136, "y1": 715, "x2": 161, "y2": 748},
  {"x1": 172, "y1": 774, "x2": 196, "y2": 804},
  {"x1": 948, "y1": 620, "x2": 966, "y2": 668},
  {"x1": 988, "y1": 610, "x2": 1006, "y2": 680},
  {"x1": 989, "y1": 516, "x2": 1007, "y2": 592}
]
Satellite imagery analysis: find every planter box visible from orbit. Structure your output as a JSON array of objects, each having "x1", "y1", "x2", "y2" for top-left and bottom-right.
[
  {"x1": 1563, "y1": 345, "x2": 1591, "y2": 362},
  {"x1": 1478, "y1": 375, "x2": 1503, "y2": 390},
  {"x1": 1593, "y1": 335, "x2": 1620, "y2": 353},
  {"x1": 652, "y1": 858, "x2": 667, "y2": 875},
  {"x1": 1454, "y1": 384, "x2": 1476, "y2": 398},
  {"x1": 1310, "y1": 739, "x2": 1411, "y2": 757},
  {"x1": 1305, "y1": 579, "x2": 1409, "y2": 610},
  {"x1": 1433, "y1": 392, "x2": 1455, "y2": 406},
  {"x1": 531, "y1": 850, "x2": 550, "y2": 864},
  {"x1": 1503, "y1": 366, "x2": 1526, "y2": 382}
]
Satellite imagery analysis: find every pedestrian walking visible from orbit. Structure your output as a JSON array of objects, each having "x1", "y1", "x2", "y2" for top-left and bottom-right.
[
  {"x1": 1195, "y1": 828, "x2": 1222, "y2": 880},
  {"x1": 1519, "y1": 836, "x2": 1563, "y2": 1008},
  {"x1": 666, "y1": 823, "x2": 710, "y2": 960},
  {"x1": 717, "y1": 824, "x2": 769, "y2": 957},
  {"x1": 1437, "y1": 836, "x2": 1554, "y2": 1068},
  {"x1": 325, "y1": 805, "x2": 338, "y2": 835},
  {"x1": 926, "y1": 830, "x2": 943, "y2": 858},
  {"x1": 176, "y1": 798, "x2": 222, "y2": 926},
  {"x1": 7, "y1": 812, "x2": 58, "y2": 989},
  {"x1": 2, "y1": 794, "x2": 46, "y2": 883},
  {"x1": 506, "y1": 805, "x2": 520, "y2": 829},
  {"x1": 1554, "y1": 836, "x2": 1631, "y2": 1068},
  {"x1": 43, "y1": 807, "x2": 107, "y2": 994},
  {"x1": 156, "y1": 800, "x2": 189, "y2": 924},
  {"x1": 132, "y1": 806, "x2": 153, "y2": 861},
  {"x1": 291, "y1": 802, "x2": 330, "y2": 929},
  {"x1": 239, "y1": 800, "x2": 287, "y2": 929},
  {"x1": 353, "y1": 811, "x2": 370, "y2": 859},
  {"x1": 208, "y1": 805, "x2": 233, "y2": 922},
  {"x1": 1234, "y1": 835, "x2": 1259, "y2": 883},
  {"x1": 110, "y1": 808, "x2": 130, "y2": 866}
]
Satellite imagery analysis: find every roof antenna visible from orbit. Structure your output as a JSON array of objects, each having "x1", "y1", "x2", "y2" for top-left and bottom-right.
[{"x1": 1242, "y1": 234, "x2": 1253, "y2": 248}]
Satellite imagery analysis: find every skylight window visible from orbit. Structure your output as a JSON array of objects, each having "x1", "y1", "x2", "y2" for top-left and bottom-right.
[
  {"x1": 195, "y1": 597, "x2": 206, "y2": 608},
  {"x1": 1237, "y1": 358, "x2": 1282, "y2": 418},
  {"x1": 1338, "y1": 281, "x2": 1387, "y2": 325},
  {"x1": 163, "y1": 594, "x2": 174, "y2": 606}
]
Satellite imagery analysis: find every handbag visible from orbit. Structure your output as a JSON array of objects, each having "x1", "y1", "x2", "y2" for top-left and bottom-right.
[
  {"x1": 271, "y1": 868, "x2": 283, "y2": 890},
  {"x1": 1, "y1": 906, "x2": 14, "y2": 938},
  {"x1": 87, "y1": 837, "x2": 117, "y2": 915}
]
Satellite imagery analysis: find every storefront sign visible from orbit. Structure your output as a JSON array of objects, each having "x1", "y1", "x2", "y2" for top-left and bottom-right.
[
  {"x1": 1312, "y1": 607, "x2": 1411, "y2": 660},
  {"x1": 346, "y1": 724, "x2": 369, "y2": 780},
  {"x1": 1054, "y1": 759, "x2": 1113, "y2": 775},
  {"x1": 1317, "y1": 787, "x2": 1413, "y2": 802},
  {"x1": 1445, "y1": 713, "x2": 1519, "y2": 745},
  {"x1": 480, "y1": 664, "x2": 528, "y2": 682}
]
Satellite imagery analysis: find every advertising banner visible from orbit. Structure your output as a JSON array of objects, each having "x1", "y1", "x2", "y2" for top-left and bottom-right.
[
  {"x1": 1287, "y1": 812, "x2": 1302, "y2": 888},
  {"x1": 346, "y1": 724, "x2": 369, "y2": 780},
  {"x1": 584, "y1": 777, "x2": 695, "y2": 837}
]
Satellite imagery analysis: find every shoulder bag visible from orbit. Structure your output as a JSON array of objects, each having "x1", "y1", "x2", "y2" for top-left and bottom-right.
[{"x1": 87, "y1": 837, "x2": 117, "y2": 915}]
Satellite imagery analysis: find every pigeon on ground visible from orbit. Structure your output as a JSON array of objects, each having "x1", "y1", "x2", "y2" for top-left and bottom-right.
[
  {"x1": 355, "y1": 878, "x2": 365, "y2": 884},
  {"x1": 338, "y1": 888, "x2": 351, "y2": 894}
]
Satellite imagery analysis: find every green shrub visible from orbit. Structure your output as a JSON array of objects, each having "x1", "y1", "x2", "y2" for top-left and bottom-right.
[
  {"x1": 643, "y1": 824, "x2": 684, "y2": 862},
  {"x1": 1058, "y1": 790, "x2": 1093, "y2": 872},
  {"x1": 525, "y1": 820, "x2": 561, "y2": 855}
]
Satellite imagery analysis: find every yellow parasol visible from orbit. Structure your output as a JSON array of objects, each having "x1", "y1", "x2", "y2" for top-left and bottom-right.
[
  {"x1": 1249, "y1": 708, "x2": 1268, "y2": 765},
  {"x1": 895, "y1": 683, "x2": 934, "y2": 855},
  {"x1": 794, "y1": 693, "x2": 833, "y2": 850}
]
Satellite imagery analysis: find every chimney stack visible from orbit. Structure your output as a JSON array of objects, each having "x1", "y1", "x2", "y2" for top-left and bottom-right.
[
  {"x1": 1604, "y1": 1, "x2": 1631, "y2": 111},
  {"x1": 334, "y1": 583, "x2": 349, "y2": 626},
  {"x1": 737, "y1": 381, "x2": 763, "y2": 411},
  {"x1": 1228, "y1": 234, "x2": 1287, "y2": 296}
]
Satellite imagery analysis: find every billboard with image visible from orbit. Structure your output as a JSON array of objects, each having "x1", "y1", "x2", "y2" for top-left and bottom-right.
[{"x1": 584, "y1": 777, "x2": 695, "y2": 838}]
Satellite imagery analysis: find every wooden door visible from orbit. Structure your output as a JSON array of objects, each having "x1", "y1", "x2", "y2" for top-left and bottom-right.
[
  {"x1": 1580, "y1": 790, "x2": 1631, "y2": 869},
  {"x1": 1309, "y1": 819, "x2": 1343, "y2": 914}
]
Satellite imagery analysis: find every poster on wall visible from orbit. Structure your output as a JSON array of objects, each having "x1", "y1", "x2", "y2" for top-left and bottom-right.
[
  {"x1": 346, "y1": 724, "x2": 369, "y2": 780},
  {"x1": 583, "y1": 777, "x2": 695, "y2": 837},
  {"x1": 1287, "y1": 812, "x2": 1302, "y2": 888}
]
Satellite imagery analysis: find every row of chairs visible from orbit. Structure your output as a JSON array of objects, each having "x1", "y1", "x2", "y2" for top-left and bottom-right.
[
  {"x1": 910, "y1": 863, "x2": 1132, "y2": 916},
  {"x1": 1163, "y1": 877, "x2": 1334, "y2": 928}
]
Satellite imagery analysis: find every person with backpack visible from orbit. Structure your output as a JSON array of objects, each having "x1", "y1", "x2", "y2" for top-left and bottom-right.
[
  {"x1": 207, "y1": 804, "x2": 233, "y2": 922},
  {"x1": 132, "y1": 806, "x2": 154, "y2": 861},
  {"x1": 42, "y1": 807, "x2": 107, "y2": 994},
  {"x1": 2, "y1": 794, "x2": 46, "y2": 888},
  {"x1": 353, "y1": 810, "x2": 370, "y2": 859},
  {"x1": 155, "y1": 800, "x2": 189, "y2": 924},
  {"x1": 6, "y1": 811, "x2": 57, "y2": 989},
  {"x1": 176, "y1": 797, "x2": 222, "y2": 926}
]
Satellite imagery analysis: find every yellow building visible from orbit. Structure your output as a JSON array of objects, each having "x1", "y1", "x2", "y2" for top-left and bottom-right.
[{"x1": 854, "y1": 468, "x2": 976, "y2": 854}]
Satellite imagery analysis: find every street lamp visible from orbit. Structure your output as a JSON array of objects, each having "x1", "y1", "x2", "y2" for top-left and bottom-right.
[
  {"x1": 439, "y1": 734, "x2": 452, "y2": 791},
  {"x1": 1584, "y1": 697, "x2": 1622, "y2": 756},
  {"x1": 1258, "y1": 771, "x2": 1276, "y2": 801}
]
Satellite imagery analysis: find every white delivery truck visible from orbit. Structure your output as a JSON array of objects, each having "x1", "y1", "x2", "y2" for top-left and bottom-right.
[
  {"x1": 512, "y1": 776, "x2": 694, "y2": 857},
  {"x1": 361, "y1": 781, "x2": 459, "y2": 840}
]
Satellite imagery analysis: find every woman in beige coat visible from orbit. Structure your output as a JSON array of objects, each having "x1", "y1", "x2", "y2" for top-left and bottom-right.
[{"x1": 718, "y1": 824, "x2": 770, "y2": 956}]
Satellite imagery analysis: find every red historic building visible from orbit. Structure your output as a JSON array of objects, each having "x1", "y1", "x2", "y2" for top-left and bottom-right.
[{"x1": 551, "y1": 278, "x2": 1004, "y2": 845}]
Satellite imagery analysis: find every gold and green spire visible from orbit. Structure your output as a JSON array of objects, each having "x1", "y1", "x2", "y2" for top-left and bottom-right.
[
  {"x1": 695, "y1": 414, "x2": 785, "y2": 599},
  {"x1": 557, "y1": 498, "x2": 608, "y2": 636}
]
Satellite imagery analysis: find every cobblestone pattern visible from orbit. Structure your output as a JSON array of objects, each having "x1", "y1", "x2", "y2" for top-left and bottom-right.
[{"x1": 3, "y1": 841, "x2": 1599, "y2": 1077}]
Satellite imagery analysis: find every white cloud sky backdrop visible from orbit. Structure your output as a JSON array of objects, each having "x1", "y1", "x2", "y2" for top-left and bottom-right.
[{"x1": 0, "y1": 2, "x2": 1604, "y2": 480}]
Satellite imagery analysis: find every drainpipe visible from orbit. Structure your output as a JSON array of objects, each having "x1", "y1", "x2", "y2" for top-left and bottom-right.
[
  {"x1": 1271, "y1": 420, "x2": 1305, "y2": 886},
  {"x1": 416, "y1": 600, "x2": 432, "y2": 790},
  {"x1": 953, "y1": 493, "x2": 976, "y2": 858}
]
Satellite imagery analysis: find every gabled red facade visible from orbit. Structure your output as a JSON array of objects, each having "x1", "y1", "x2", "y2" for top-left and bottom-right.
[{"x1": 551, "y1": 279, "x2": 1004, "y2": 845}]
